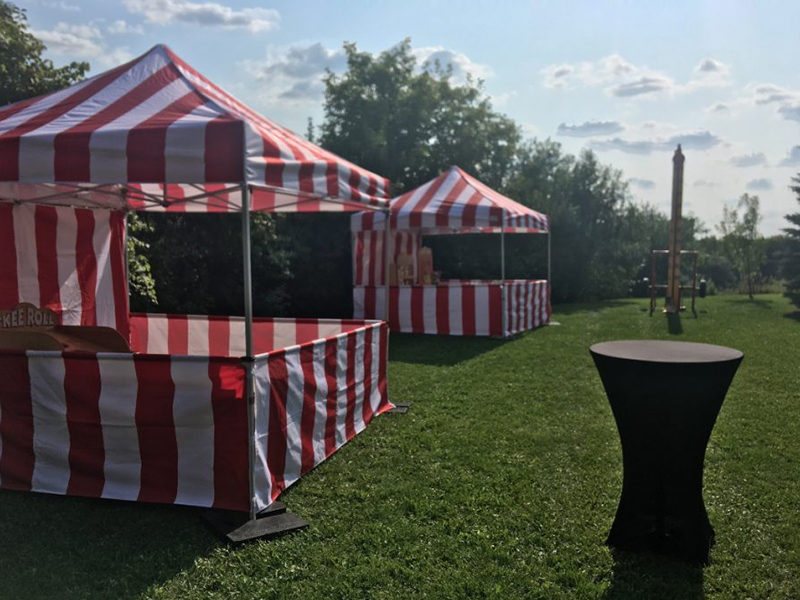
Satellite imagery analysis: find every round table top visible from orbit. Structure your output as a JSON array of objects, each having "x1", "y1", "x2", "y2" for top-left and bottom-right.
[{"x1": 590, "y1": 340, "x2": 743, "y2": 364}]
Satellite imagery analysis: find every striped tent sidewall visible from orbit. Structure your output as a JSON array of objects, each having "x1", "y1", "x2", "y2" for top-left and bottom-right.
[
  {"x1": 0, "y1": 351, "x2": 250, "y2": 512},
  {"x1": 251, "y1": 321, "x2": 391, "y2": 511}
]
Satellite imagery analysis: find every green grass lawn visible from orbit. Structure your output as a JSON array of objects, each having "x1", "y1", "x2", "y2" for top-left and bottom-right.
[{"x1": 1, "y1": 294, "x2": 799, "y2": 599}]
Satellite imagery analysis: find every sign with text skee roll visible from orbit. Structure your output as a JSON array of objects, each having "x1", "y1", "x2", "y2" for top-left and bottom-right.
[{"x1": 666, "y1": 145, "x2": 685, "y2": 313}]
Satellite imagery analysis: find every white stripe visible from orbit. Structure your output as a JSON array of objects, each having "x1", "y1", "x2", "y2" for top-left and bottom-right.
[
  {"x1": 92, "y1": 210, "x2": 116, "y2": 329},
  {"x1": 423, "y1": 285, "x2": 437, "y2": 333},
  {"x1": 395, "y1": 180, "x2": 432, "y2": 231},
  {"x1": 89, "y1": 78, "x2": 195, "y2": 182},
  {"x1": 419, "y1": 169, "x2": 459, "y2": 229},
  {"x1": 448, "y1": 284, "x2": 463, "y2": 335},
  {"x1": 187, "y1": 317, "x2": 210, "y2": 356},
  {"x1": 352, "y1": 329, "x2": 366, "y2": 435},
  {"x1": 334, "y1": 335, "x2": 348, "y2": 448},
  {"x1": 336, "y1": 164, "x2": 353, "y2": 202},
  {"x1": 509, "y1": 282, "x2": 518, "y2": 335},
  {"x1": 369, "y1": 325, "x2": 382, "y2": 414},
  {"x1": 164, "y1": 102, "x2": 222, "y2": 183},
  {"x1": 397, "y1": 287, "x2": 412, "y2": 333},
  {"x1": 281, "y1": 161, "x2": 301, "y2": 199},
  {"x1": 17, "y1": 51, "x2": 172, "y2": 182},
  {"x1": 13, "y1": 205, "x2": 40, "y2": 306},
  {"x1": 55, "y1": 208, "x2": 81, "y2": 325},
  {"x1": 253, "y1": 360, "x2": 272, "y2": 511},
  {"x1": 282, "y1": 350, "x2": 305, "y2": 486},
  {"x1": 28, "y1": 354, "x2": 70, "y2": 494},
  {"x1": 97, "y1": 355, "x2": 141, "y2": 501},
  {"x1": 229, "y1": 318, "x2": 246, "y2": 357},
  {"x1": 312, "y1": 160, "x2": 329, "y2": 198},
  {"x1": 373, "y1": 286, "x2": 386, "y2": 321},
  {"x1": 311, "y1": 341, "x2": 329, "y2": 465},
  {"x1": 474, "y1": 285, "x2": 490, "y2": 335},
  {"x1": 147, "y1": 315, "x2": 169, "y2": 354},
  {"x1": 172, "y1": 358, "x2": 215, "y2": 507},
  {"x1": 352, "y1": 287, "x2": 365, "y2": 319}
]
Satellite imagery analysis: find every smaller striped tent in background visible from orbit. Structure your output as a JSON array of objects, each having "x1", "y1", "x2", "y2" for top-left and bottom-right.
[{"x1": 351, "y1": 166, "x2": 552, "y2": 338}]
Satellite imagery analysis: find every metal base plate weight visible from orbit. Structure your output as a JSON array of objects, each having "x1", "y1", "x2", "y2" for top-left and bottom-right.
[{"x1": 203, "y1": 501, "x2": 308, "y2": 544}]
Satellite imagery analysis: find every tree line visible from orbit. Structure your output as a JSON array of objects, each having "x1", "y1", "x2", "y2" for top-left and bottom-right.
[{"x1": 2, "y1": 3, "x2": 798, "y2": 313}]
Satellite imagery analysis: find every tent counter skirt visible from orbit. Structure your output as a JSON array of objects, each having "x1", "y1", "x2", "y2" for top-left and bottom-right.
[
  {"x1": 353, "y1": 280, "x2": 550, "y2": 338},
  {"x1": 0, "y1": 315, "x2": 391, "y2": 513}
]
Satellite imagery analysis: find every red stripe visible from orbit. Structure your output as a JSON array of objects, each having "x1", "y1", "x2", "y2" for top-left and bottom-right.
[
  {"x1": 489, "y1": 284, "x2": 503, "y2": 336},
  {"x1": 325, "y1": 162, "x2": 338, "y2": 199},
  {"x1": 53, "y1": 65, "x2": 181, "y2": 182},
  {"x1": 408, "y1": 174, "x2": 450, "y2": 229},
  {"x1": 462, "y1": 285, "x2": 476, "y2": 336},
  {"x1": 436, "y1": 285, "x2": 450, "y2": 335},
  {"x1": 75, "y1": 210, "x2": 98, "y2": 326},
  {"x1": 0, "y1": 353, "x2": 34, "y2": 490},
  {"x1": 35, "y1": 206, "x2": 61, "y2": 318},
  {"x1": 253, "y1": 319, "x2": 275, "y2": 355},
  {"x1": 65, "y1": 356, "x2": 104, "y2": 497},
  {"x1": 267, "y1": 354, "x2": 289, "y2": 493},
  {"x1": 208, "y1": 318, "x2": 231, "y2": 356},
  {"x1": 354, "y1": 232, "x2": 364, "y2": 286},
  {"x1": 209, "y1": 360, "x2": 248, "y2": 511},
  {"x1": 127, "y1": 91, "x2": 206, "y2": 182},
  {"x1": 251, "y1": 187, "x2": 277, "y2": 212},
  {"x1": 461, "y1": 190, "x2": 484, "y2": 229},
  {"x1": 164, "y1": 184, "x2": 186, "y2": 213},
  {"x1": 205, "y1": 117, "x2": 244, "y2": 183},
  {"x1": 167, "y1": 315, "x2": 189, "y2": 354},
  {"x1": 109, "y1": 212, "x2": 129, "y2": 339},
  {"x1": 134, "y1": 356, "x2": 178, "y2": 504},
  {"x1": 323, "y1": 338, "x2": 338, "y2": 457},
  {"x1": 0, "y1": 60, "x2": 133, "y2": 181},
  {"x1": 410, "y1": 287, "x2": 424, "y2": 333},
  {"x1": 361, "y1": 326, "x2": 375, "y2": 424},
  {"x1": 364, "y1": 285, "x2": 376, "y2": 319},
  {"x1": 129, "y1": 315, "x2": 148, "y2": 353},
  {"x1": 0, "y1": 204, "x2": 19, "y2": 309},
  {"x1": 344, "y1": 332, "x2": 357, "y2": 441},
  {"x1": 295, "y1": 321, "x2": 319, "y2": 346},
  {"x1": 299, "y1": 345, "x2": 317, "y2": 474}
]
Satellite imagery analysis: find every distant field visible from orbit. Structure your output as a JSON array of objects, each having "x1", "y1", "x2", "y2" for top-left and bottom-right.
[{"x1": 1, "y1": 294, "x2": 798, "y2": 599}]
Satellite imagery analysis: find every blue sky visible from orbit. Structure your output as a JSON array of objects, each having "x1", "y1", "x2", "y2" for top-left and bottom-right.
[{"x1": 20, "y1": 0, "x2": 800, "y2": 235}]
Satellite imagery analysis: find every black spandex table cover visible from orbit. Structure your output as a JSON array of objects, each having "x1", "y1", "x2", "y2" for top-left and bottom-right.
[{"x1": 590, "y1": 340, "x2": 743, "y2": 565}]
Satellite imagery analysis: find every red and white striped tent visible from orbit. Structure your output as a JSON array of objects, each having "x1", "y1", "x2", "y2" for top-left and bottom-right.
[
  {"x1": 351, "y1": 166, "x2": 552, "y2": 337},
  {"x1": 0, "y1": 45, "x2": 393, "y2": 522},
  {"x1": 0, "y1": 43, "x2": 388, "y2": 212}
]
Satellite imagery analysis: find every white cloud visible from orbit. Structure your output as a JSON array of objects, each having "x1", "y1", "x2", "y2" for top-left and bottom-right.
[
  {"x1": 123, "y1": 0, "x2": 280, "y2": 33},
  {"x1": 730, "y1": 152, "x2": 767, "y2": 167},
  {"x1": 779, "y1": 146, "x2": 800, "y2": 167},
  {"x1": 557, "y1": 120, "x2": 624, "y2": 137},
  {"x1": 241, "y1": 43, "x2": 346, "y2": 104},
  {"x1": 590, "y1": 130, "x2": 723, "y2": 154},
  {"x1": 694, "y1": 180, "x2": 717, "y2": 188},
  {"x1": 736, "y1": 83, "x2": 800, "y2": 122},
  {"x1": 629, "y1": 178, "x2": 656, "y2": 189},
  {"x1": 41, "y1": 0, "x2": 80, "y2": 10},
  {"x1": 706, "y1": 102, "x2": 730, "y2": 114},
  {"x1": 32, "y1": 22, "x2": 103, "y2": 56},
  {"x1": 413, "y1": 46, "x2": 492, "y2": 84},
  {"x1": 746, "y1": 178, "x2": 773, "y2": 191},
  {"x1": 541, "y1": 54, "x2": 731, "y2": 98},
  {"x1": 108, "y1": 20, "x2": 145, "y2": 35}
]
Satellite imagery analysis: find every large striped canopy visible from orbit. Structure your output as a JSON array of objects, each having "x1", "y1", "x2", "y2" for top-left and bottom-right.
[
  {"x1": 0, "y1": 44, "x2": 389, "y2": 213},
  {"x1": 351, "y1": 166, "x2": 548, "y2": 234}
]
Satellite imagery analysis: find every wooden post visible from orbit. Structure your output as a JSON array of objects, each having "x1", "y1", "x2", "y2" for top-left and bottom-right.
[{"x1": 666, "y1": 145, "x2": 685, "y2": 313}]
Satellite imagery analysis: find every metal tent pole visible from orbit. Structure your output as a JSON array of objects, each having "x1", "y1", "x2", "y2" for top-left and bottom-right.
[
  {"x1": 383, "y1": 207, "x2": 391, "y2": 322},
  {"x1": 501, "y1": 217, "x2": 507, "y2": 337},
  {"x1": 241, "y1": 180, "x2": 257, "y2": 522}
]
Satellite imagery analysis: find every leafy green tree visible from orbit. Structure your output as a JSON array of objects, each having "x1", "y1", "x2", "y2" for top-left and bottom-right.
[
  {"x1": 320, "y1": 39, "x2": 521, "y2": 194},
  {"x1": 784, "y1": 175, "x2": 800, "y2": 308},
  {"x1": 717, "y1": 193, "x2": 765, "y2": 299},
  {"x1": 0, "y1": 1, "x2": 89, "y2": 106}
]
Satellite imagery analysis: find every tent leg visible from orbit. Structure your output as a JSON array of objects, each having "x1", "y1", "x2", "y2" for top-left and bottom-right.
[
  {"x1": 203, "y1": 502, "x2": 308, "y2": 544},
  {"x1": 241, "y1": 182, "x2": 257, "y2": 522},
  {"x1": 383, "y1": 208, "x2": 391, "y2": 322}
]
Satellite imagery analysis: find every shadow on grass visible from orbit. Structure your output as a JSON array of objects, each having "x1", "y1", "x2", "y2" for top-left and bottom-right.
[
  {"x1": 0, "y1": 490, "x2": 218, "y2": 600},
  {"x1": 389, "y1": 332, "x2": 508, "y2": 366},
  {"x1": 552, "y1": 300, "x2": 634, "y2": 316},
  {"x1": 722, "y1": 296, "x2": 774, "y2": 309},
  {"x1": 666, "y1": 312, "x2": 683, "y2": 335},
  {"x1": 783, "y1": 310, "x2": 800, "y2": 323},
  {"x1": 603, "y1": 549, "x2": 705, "y2": 600}
]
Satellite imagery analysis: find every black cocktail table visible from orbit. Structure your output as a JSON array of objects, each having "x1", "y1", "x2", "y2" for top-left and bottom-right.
[{"x1": 589, "y1": 340, "x2": 743, "y2": 565}]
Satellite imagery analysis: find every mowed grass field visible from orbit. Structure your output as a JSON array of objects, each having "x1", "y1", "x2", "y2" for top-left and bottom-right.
[{"x1": 1, "y1": 294, "x2": 798, "y2": 599}]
